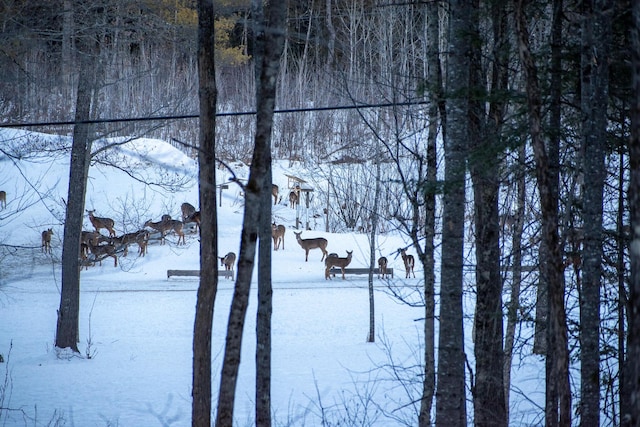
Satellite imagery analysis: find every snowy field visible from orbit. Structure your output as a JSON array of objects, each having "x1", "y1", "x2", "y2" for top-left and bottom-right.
[{"x1": 0, "y1": 130, "x2": 544, "y2": 426}]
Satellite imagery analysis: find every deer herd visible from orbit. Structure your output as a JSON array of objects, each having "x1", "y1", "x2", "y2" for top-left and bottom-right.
[{"x1": 33, "y1": 195, "x2": 418, "y2": 279}]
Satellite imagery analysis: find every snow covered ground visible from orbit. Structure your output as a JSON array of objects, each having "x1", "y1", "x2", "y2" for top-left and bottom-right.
[{"x1": 0, "y1": 130, "x2": 543, "y2": 426}]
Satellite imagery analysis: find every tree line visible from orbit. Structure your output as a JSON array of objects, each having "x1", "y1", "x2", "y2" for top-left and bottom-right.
[{"x1": 2, "y1": 0, "x2": 640, "y2": 426}]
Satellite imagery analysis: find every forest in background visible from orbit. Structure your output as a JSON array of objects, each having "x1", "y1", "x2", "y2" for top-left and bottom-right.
[{"x1": 1, "y1": 0, "x2": 638, "y2": 426}]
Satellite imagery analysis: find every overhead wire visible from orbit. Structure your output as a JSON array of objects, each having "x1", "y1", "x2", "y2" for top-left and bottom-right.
[{"x1": 0, "y1": 100, "x2": 428, "y2": 129}]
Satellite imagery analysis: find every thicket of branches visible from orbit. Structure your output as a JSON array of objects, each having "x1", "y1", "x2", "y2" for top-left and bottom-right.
[{"x1": 1, "y1": 0, "x2": 639, "y2": 425}]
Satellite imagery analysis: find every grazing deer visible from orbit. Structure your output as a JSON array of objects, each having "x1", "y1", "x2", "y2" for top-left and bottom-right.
[
  {"x1": 181, "y1": 202, "x2": 196, "y2": 223},
  {"x1": 289, "y1": 191, "x2": 299, "y2": 209},
  {"x1": 41, "y1": 228, "x2": 53, "y2": 254},
  {"x1": 325, "y1": 250, "x2": 353, "y2": 280},
  {"x1": 219, "y1": 252, "x2": 236, "y2": 279},
  {"x1": 378, "y1": 256, "x2": 388, "y2": 279},
  {"x1": 112, "y1": 229, "x2": 149, "y2": 257},
  {"x1": 271, "y1": 223, "x2": 286, "y2": 250},
  {"x1": 80, "y1": 231, "x2": 101, "y2": 260},
  {"x1": 87, "y1": 210, "x2": 116, "y2": 237},
  {"x1": 86, "y1": 239, "x2": 118, "y2": 267},
  {"x1": 400, "y1": 249, "x2": 415, "y2": 278},
  {"x1": 0, "y1": 190, "x2": 6, "y2": 209},
  {"x1": 144, "y1": 218, "x2": 186, "y2": 245},
  {"x1": 294, "y1": 231, "x2": 328, "y2": 262},
  {"x1": 272, "y1": 184, "x2": 279, "y2": 205},
  {"x1": 186, "y1": 211, "x2": 200, "y2": 233}
]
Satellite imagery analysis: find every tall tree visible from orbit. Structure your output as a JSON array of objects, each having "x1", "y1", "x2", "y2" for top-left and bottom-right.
[
  {"x1": 419, "y1": 2, "x2": 442, "y2": 424},
  {"x1": 192, "y1": 0, "x2": 218, "y2": 425},
  {"x1": 624, "y1": 1, "x2": 640, "y2": 425},
  {"x1": 55, "y1": 2, "x2": 106, "y2": 352},
  {"x1": 515, "y1": 1, "x2": 571, "y2": 425},
  {"x1": 469, "y1": 0, "x2": 508, "y2": 424},
  {"x1": 579, "y1": 0, "x2": 612, "y2": 424},
  {"x1": 435, "y1": 0, "x2": 469, "y2": 425},
  {"x1": 215, "y1": 1, "x2": 287, "y2": 424}
]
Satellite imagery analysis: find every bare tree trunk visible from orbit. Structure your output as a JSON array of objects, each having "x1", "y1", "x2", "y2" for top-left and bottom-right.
[
  {"x1": 514, "y1": 1, "x2": 570, "y2": 425},
  {"x1": 623, "y1": 2, "x2": 640, "y2": 425},
  {"x1": 192, "y1": 1, "x2": 218, "y2": 426},
  {"x1": 579, "y1": 0, "x2": 611, "y2": 425},
  {"x1": 435, "y1": 0, "x2": 468, "y2": 425},
  {"x1": 215, "y1": 2, "x2": 286, "y2": 425},
  {"x1": 418, "y1": 4, "x2": 441, "y2": 424},
  {"x1": 503, "y1": 143, "x2": 526, "y2": 418},
  {"x1": 56, "y1": 53, "x2": 93, "y2": 352},
  {"x1": 469, "y1": 0, "x2": 507, "y2": 424},
  {"x1": 366, "y1": 143, "x2": 381, "y2": 344},
  {"x1": 56, "y1": 3, "x2": 104, "y2": 352}
]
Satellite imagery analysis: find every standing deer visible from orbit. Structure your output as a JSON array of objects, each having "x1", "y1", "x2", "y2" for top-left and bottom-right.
[
  {"x1": 289, "y1": 191, "x2": 299, "y2": 209},
  {"x1": 272, "y1": 184, "x2": 279, "y2": 205},
  {"x1": 400, "y1": 249, "x2": 415, "y2": 278},
  {"x1": 325, "y1": 250, "x2": 353, "y2": 280},
  {"x1": 186, "y1": 211, "x2": 201, "y2": 233},
  {"x1": 144, "y1": 218, "x2": 186, "y2": 245},
  {"x1": 0, "y1": 190, "x2": 6, "y2": 209},
  {"x1": 378, "y1": 256, "x2": 388, "y2": 279},
  {"x1": 219, "y1": 252, "x2": 236, "y2": 279},
  {"x1": 80, "y1": 231, "x2": 101, "y2": 261},
  {"x1": 111, "y1": 230, "x2": 149, "y2": 257},
  {"x1": 41, "y1": 228, "x2": 53, "y2": 254},
  {"x1": 294, "y1": 231, "x2": 328, "y2": 262},
  {"x1": 86, "y1": 239, "x2": 118, "y2": 267},
  {"x1": 87, "y1": 210, "x2": 116, "y2": 237},
  {"x1": 181, "y1": 202, "x2": 196, "y2": 223},
  {"x1": 271, "y1": 223, "x2": 286, "y2": 250}
]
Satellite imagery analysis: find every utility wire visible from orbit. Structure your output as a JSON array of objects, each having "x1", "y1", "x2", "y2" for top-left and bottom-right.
[{"x1": 0, "y1": 100, "x2": 428, "y2": 129}]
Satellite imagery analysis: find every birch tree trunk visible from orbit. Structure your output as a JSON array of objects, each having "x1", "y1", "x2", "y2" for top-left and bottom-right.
[
  {"x1": 192, "y1": 0, "x2": 218, "y2": 425},
  {"x1": 435, "y1": 0, "x2": 469, "y2": 425},
  {"x1": 215, "y1": 1, "x2": 286, "y2": 425}
]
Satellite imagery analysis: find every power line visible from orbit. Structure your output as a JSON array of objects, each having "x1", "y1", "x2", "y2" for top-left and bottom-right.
[{"x1": 0, "y1": 100, "x2": 428, "y2": 129}]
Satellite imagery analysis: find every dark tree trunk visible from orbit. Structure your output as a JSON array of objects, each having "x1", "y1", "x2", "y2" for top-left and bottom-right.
[
  {"x1": 624, "y1": 1, "x2": 640, "y2": 425},
  {"x1": 435, "y1": 0, "x2": 469, "y2": 425},
  {"x1": 56, "y1": 55, "x2": 93, "y2": 352},
  {"x1": 418, "y1": 3, "x2": 441, "y2": 425},
  {"x1": 515, "y1": 1, "x2": 571, "y2": 426},
  {"x1": 192, "y1": 0, "x2": 218, "y2": 426},
  {"x1": 469, "y1": 0, "x2": 507, "y2": 425},
  {"x1": 55, "y1": 4, "x2": 104, "y2": 352},
  {"x1": 579, "y1": 0, "x2": 611, "y2": 425},
  {"x1": 215, "y1": 1, "x2": 286, "y2": 425}
]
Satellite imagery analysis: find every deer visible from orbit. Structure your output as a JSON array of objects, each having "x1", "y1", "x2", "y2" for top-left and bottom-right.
[
  {"x1": 378, "y1": 256, "x2": 388, "y2": 279},
  {"x1": 400, "y1": 248, "x2": 415, "y2": 278},
  {"x1": 325, "y1": 250, "x2": 353, "y2": 280},
  {"x1": 289, "y1": 191, "x2": 299, "y2": 209},
  {"x1": 294, "y1": 231, "x2": 328, "y2": 262},
  {"x1": 86, "y1": 239, "x2": 118, "y2": 267},
  {"x1": 181, "y1": 202, "x2": 196, "y2": 223},
  {"x1": 219, "y1": 252, "x2": 236, "y2": 279},
  {"x1": 41, "y1": 228, "x2": 53, "y2": 254},
  {"x1": 186, "y1": 211, "x2": 200, "y2": 233},
  {"x1": 80, "y1": 230, "x2": 102, "y2": 260},
  {"x1": 111, "y1": 229, "x2": 149, "y2": 257},
  {"x1": 0, "y1": 190, "x2": 6, "y2": 209},
  {"x1": 272, "y1": 184, "x2": 279, "y2": 205},
  {"x1": 271, "y1": 223, "x2": 286, "y2": 250},
  {"x1": 87, "y1": 210, "x2": 116, "y2": 237},
  {"x1": 144, "y1": 218, "x2": 185, "y2": 245}
]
